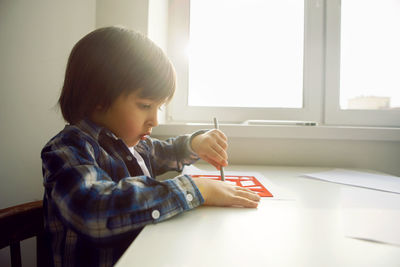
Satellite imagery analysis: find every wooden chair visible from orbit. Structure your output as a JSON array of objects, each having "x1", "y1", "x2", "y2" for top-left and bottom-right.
[{"x1": 0, "y1": 200, "x2": 52, "y2": 267}]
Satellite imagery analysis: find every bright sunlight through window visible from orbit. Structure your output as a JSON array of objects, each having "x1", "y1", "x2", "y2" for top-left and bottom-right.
[
  {"x1": 340, "y1": 0, "x2": 400, "y2": 110},
  {"x1": 187, "y1": 0, "x2": 304, "y2": 108}
]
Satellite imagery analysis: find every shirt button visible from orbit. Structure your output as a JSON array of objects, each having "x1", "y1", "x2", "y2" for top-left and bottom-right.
[
  {"x1": 186, "y1": 193, "x2": 193, "y2": 202},
  {"x1": 126, "y1": 155, "x2": 133, "y2": 161},
  {"x1": 152, "y1": 210, "x2": 160, "y2": 220},
  {"x1": 108, "y1": 133, "x2": 118, "y2": 140}
]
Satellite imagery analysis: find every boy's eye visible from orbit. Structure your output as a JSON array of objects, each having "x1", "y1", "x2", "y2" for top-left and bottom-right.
[{"x1": 138, "y1": 103, "x2": 152, "y2": 109}]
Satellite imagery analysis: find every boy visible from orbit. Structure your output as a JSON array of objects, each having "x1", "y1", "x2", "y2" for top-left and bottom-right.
[{"x1": 41, "y1": 26, "x2": 260, "y2": 266}]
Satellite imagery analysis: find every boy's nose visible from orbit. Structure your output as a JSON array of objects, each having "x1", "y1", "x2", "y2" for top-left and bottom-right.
[{"x1": 148, "y1": 111, "x2": 159, "y2": 127}]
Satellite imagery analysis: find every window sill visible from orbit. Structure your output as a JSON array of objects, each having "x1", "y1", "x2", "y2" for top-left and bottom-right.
[{"x1": 152, "y1": 123, "x2": 400, "y2": 142}]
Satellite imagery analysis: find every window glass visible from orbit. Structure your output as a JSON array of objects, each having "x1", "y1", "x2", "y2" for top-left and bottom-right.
[
  {"x1": 188, "y1": 0, "x2": 304, "y2": 108},
  {"x1": 340, "y1": 0, "x2": 400, "y2": 110}
]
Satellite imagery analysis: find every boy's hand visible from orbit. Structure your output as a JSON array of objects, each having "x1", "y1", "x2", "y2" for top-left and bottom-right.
[
  {"x1": 193, "y1": 178, "x2": 261, "y2": 208},
  {"x1": 190, "y1": 130, "x2": 260, "y2": 208},
  {"x1": 191, "y1": 129, "x2": 228, "y2": 170}
]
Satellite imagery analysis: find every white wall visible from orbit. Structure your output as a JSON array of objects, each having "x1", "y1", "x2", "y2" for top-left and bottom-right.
[
  {"x1": 0, "y1": 0, "x2": 96, "y2": 208},
  {"x1": 96, "y1": 0, "x2": 149, "y2": 34},
  {"x1": 0, "y1": 0, "x2": 96, "y2": 265},
  {"x1": 226, "y1": 138, "x2": 400, "y2": 176},
  {"x1": 153, "y1": 132, "x2": 400, "y2": 177}
]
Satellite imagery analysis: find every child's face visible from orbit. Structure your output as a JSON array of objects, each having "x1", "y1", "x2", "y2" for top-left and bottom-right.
[{"x1": 91, "y1": 91, "x2": 163, "y2": 147}]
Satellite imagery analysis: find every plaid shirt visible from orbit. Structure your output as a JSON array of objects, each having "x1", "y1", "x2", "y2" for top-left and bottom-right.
[{"x1": 41, "y1": 119, "x2": 204, "y2": 267}]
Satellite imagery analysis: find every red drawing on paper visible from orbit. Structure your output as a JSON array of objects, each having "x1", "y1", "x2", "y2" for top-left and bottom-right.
[{"x1": 190, "y1": 174, "x2": 273, "y2": 197}]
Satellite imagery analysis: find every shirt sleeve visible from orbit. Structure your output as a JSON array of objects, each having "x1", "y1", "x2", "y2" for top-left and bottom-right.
[
  {"x1": 142, "y1": 130, "x2": 208, "y2": 176},
  {"x1": 41, "y1": 133, "x2": 204, "y2": 243}
]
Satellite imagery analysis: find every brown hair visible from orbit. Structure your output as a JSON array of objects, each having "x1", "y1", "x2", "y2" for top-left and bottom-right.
[{"x1": 59, "y1": 26, "x2": 176, "y2": 124}]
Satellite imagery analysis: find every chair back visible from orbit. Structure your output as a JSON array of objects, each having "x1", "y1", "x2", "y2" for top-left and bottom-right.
[{"x1": 0, "y1": 200, "x2": 52, "y2": 267}]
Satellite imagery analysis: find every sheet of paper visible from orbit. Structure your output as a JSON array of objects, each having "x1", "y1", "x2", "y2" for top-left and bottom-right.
[
  {"x1": 240, "y1": 180, "x2": 255, "y2": 186},
  {"x1": 302, "y1": 169, "x2": 400, "y2": 194},
  {"x1": 183, "y1": 165, "x2": 294, "y2": 200},
  {"x1": 340, "y1": 187, "x2": 400, "y2": 246}
]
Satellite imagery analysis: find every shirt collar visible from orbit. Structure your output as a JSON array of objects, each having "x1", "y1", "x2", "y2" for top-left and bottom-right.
[{"x1": 75, "y1": 118, "x2": 119, "y2": 141}]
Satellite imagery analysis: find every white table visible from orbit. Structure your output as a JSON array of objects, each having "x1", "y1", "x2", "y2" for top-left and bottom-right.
[{"x1": 115, "y1": 165, "x2": 400, "y2": 267}]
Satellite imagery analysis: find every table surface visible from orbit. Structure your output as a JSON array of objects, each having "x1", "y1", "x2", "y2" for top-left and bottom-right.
[{"x1": 115, "y1": 165, "x2": 400, "y2": 267}]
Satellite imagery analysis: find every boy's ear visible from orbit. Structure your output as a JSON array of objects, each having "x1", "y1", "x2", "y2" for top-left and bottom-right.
[{"x1": 93, "y1": 105, "x2": 106, "y2": 115}]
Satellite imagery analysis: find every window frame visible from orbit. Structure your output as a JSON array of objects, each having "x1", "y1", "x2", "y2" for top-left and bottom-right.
[
  {"x1": 167, "y1": 0, "x2": 324, "y2": 123},
  {"x1": 166, "y1": 0, "x2": 400, "y2": 127}
]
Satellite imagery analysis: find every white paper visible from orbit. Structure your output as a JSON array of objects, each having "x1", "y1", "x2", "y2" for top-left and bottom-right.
[
  {"x1": 240, "y1": 180, "x2": 255, "y2": 186},
  {"x1": 340, "y1": 187, "x2": 400, "y2": 246},
  {"x1": 302, "y1": 169, "x2": 400, "y2": 194},
  {"x1": 247, "y1": 186, "x2": 263, "y2": 190},
  {"x1": 183, "y1": 165, "x2": 294, "y2": 200}
]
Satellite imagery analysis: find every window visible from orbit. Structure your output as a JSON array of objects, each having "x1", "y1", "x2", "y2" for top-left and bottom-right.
[
  {"x1": 188, "y1": 0, "x2": 304, "y2": 109},
  {"x1": 340, "y1": 0, "x2": 400, "y2": 111},
  {"x1": 325, "y1": 0, "x2": 400, "y2": 127},
  {"x1": 167, "y1": 0, "x2": 400, "y2": 126}
]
